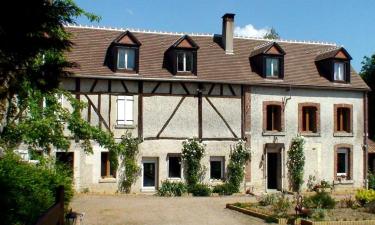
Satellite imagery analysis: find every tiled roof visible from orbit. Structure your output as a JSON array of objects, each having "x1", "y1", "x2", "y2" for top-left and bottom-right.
[{"x1": 65, "y1": 26, "x2": 369, "y2": 90}]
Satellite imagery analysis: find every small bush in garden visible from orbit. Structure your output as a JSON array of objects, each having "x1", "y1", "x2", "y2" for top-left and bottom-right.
[
  {"x1": 258, "y1": 193, "x2": 278, "y2": 206},
  {"x1": 271, "y1": 194, "x2": 292, "y2": 218},
  {"x1": 310, "y1": 208, "x2": 326, "y2": 221},
  {"x1": 212, "y1": 183, "x2": 236, "y2": 195},
  {"x1": 369, "y1": 172, "x2": 375, "y2": 190},
  {"x1": 303, "y1": 191, "x2": 336, "y2": 209},
  {"x1": 0, "y1": 153, "x2": 73, "y2": 225},
  {"x1": 365, "y1": 200, "x2": 375, "y2": 213},
  {"x1": 189, "y1": 184, "x2": 212, "y2": 196},
  {"x1": 339, "y1": 196, "x2": 359, "y2": 209},
  {"x1": 226, "y1": 140, "x2": 251, "y2": 193},
  {"x1": 157, "y1": 180, "x2": 187, "y2": 197},
  {"x1": 355, "y1": 189, "x2": 375, "y2": 206}
]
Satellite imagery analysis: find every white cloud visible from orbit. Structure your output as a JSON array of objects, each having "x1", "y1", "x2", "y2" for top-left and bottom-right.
[
  {"x1": 126, "y1": 9, "x2": 134, "y2": 15},
  {"x1": 234, "y1": 24, "x2": 270, "y2": 38}
]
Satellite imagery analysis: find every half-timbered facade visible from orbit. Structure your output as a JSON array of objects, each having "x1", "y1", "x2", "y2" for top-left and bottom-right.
[{"x1": 59, "y1": 14, "x2": 369, "y2": 193}]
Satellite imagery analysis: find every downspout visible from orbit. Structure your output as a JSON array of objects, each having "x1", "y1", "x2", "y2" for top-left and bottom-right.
[{"x1": 364, "y1": 91, "x2": 369, "y2": 189}]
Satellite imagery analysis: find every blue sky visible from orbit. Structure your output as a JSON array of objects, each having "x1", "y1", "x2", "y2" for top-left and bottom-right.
[{"x1": 75, "y1": 0, "x2": 374, "y2": 72}]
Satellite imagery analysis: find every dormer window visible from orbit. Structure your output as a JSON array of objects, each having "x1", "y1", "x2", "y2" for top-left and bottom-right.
[
  {"x1": 266, "y1": 57, "x2": 280, "y2": 77},
  {"x1": 315, "y1": 47, "x2": 352, "y2": 83},
  {"x1": 117, "y1": 48, "x2": 135, "y2": 70},
  {"x1": 165, "y1": 35, "x2": 199, "y2": 75},
  {"x1": 110, "y1": 31, "x2": 141, "y2": 73},
  {"x1": 250, "y1": 42, "x2": 285, "y2": 79},
  {"x1": 177, "y1": 51, "x2": 193, "y2": 72},
  {"x1": 334, "y1": 62, "x2": 345, "y2": 81}
]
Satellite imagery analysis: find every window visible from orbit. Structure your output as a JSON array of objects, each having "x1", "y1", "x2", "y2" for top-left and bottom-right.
[
  {"x1": 168, "y1": 156, "x2": 181, "y2": 178},
  {"x1": 334, "y1": 62, "x2": 345, "y2": 81},
  {"x1": 177, "y1": 51, "x2": 193, "y2": 72},
  {"x1": 266, "y1": 105, "x2": 282, "y2": 132},
  {"x1": 210, "y1": 157, "x2": 224, "y2": 180},
  {"x1": 335, "y1": 106, "x2": 351, "y2": 133},
  {"x1": 265, "y1": 58, "x2": 280, "y2": 77},
  {"x1": 101, "y1": 152, "x2": 115, "y2": 178},
  {"x1": 336, "y1": 148, "x2": 350, "y2": 179},
  {"x1": 117, "y1": 96, "x2": 134, "y2": 125},
  {"x1": 117, "y1": 48, "x2": 135, "y2": 70},
  {"x1": 301, "y1": 106, "x2": 318, "y2": 133}
]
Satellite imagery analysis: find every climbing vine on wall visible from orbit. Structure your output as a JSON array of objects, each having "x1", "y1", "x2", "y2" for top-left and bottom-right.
[
  {"x1": 287, "y1": 135, "x2": 305, "y2": 192},
  {"x1": 181, "y1": 138, "x2": 206, "y2": 189},
  {"x1": 227, "y1": 140, "x2": 251, "y2": 193}
]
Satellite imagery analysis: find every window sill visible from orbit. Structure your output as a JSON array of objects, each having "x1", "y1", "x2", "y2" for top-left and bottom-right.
[
  {"x1": 115, "y1": 125, "x2": 136, "y2": 129},
  {"x1": 210, "y1": 179, "x2": 225, "y2": 184},
  {"x1": 300, "y1": 132, "x2": 320, "y2": 137},
  {"x1": 262, "y1": 131, "x2": 285, "y2": 136},
  {"x1": 333, "y1": 132, "x2": 353, "y2": 137},
  {"x1": 333, "y1": 179, "x2": 354, "y2": 185},
  {"x1": 167, "y1": 177, "x2": 182, "y2": 181},
  {"x1": 173, "y1": 74, "x2": 197, "y2": 78},
  {"x1": 99, "y1": 177, "x2": 117, "y2": 183},
  {"x1": 264, "y1": 77, "x2": 283, "y2": 81}
]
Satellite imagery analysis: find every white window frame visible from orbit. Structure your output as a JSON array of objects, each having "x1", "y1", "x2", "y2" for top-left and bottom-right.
[
  {"x1": 337, "y1": 148, "x2": 349, "y2": 177},
  {"x1": 116, "y1": 95, "x2": 134, "y2": 126},
  {"x1": 334, "y1": 62, "x2": 345, "y2": 81},
  {"x1": 265, "y1": 57, "x2": 279, "y2": 78},
  {"x1": 167, "y1": 155, "x2": 182, "y2": 179},
  {"x1": 117, "y1": 48, "x2": 135, "y2": 70},
  {"x1": 177, "y1": 51, "x2": 193, "y2": 72},
  {"x1": 210, "y1": 156, "x2": 225, "y2": 180}
]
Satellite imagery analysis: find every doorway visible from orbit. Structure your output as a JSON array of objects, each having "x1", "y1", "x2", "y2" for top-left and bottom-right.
[
  {"x1": 142, "y1": 158, "x2": 158, "y2": 191},
  {"x1": 266, "y1": 145, "x2": 282, "y2": 191}
]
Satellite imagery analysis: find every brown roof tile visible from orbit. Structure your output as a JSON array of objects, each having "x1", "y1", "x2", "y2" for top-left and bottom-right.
[{"x1": 65, "y1": 26, "x2": 369, "y2": 91}]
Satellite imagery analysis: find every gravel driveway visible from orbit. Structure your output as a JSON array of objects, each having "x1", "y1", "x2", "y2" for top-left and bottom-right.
[{"x1": 71, "y1": 194, "x2": 270, "y2": 225}]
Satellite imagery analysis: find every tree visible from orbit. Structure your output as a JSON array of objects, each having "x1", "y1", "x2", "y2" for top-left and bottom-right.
[
  {"x1": 264, "y1": 27, "x2": 280, "y2": 40},
  {"x1": 360, "y1": 54, "x2": 375, "y2": 140}
]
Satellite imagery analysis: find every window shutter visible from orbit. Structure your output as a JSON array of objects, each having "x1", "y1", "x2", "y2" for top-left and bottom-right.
[
  {"x1": 192, "y1": 51, "x2": 198, "y2": 75},
  {"x1": 345, "y1": 62, "x2": 351, "y2": 83},
  {"x1": 117, "y1": 96, "x2": 126, "y2": 125},
  {"x1": 279, "y1": 57, "x2": 284, "y2": 79},
  {"x1": 124, "y1": 96, "x2": 134, "y2": 125}
]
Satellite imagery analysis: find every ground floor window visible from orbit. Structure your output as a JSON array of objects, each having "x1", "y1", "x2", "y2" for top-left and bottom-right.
[
  {"x1": 168, "y1": 155, "x2": 181, "y2": 178},
  {"x1": 210, "y1": 156, "x2": 224, "y2": 180},
  {"x1": 101, "y1": 152, "x2": 115, "y2": 178},
  {"x1": 335, "y1": 146, "x2": 352, "y2": 180}
]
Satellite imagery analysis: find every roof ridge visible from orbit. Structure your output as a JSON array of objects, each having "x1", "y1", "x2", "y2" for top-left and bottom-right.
[{"x1": 65, "y1": 24, "x2": 337, "y2": 46}]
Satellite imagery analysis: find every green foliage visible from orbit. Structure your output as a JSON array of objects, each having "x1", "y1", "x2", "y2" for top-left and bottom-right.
[
  {"x1": 303, "y1": 191, "x2": 336, "y2": 209},
  {"x1": 263, "y1": 28, "x2": 280, "y2": 40},
  {"x1": 0, "y1": 152, "x2": 73, "y2": 225},
  {"x1": 189, "y1": 184, "x2": 212, "y2": 196},
  {"x1": 157, "y1": 180, "x2": 188, "y2": 197},
  {"x1": 271, "y1": 194, "x2": 292, "y2": 218},
  {"x1": 181, "y1": 138, "x2": 206, "y2": 189},
  {"x1": 339, "y1": 196, "x2": 359, "y2": 209},
  {"x1": 258, "y1": 193, "x2": 278, "y2": 206},
  {"x1": 226, "y1": 140, "x2": 251, "y2": 193},
  {"x1": 360, "y1": 54, "x2": 375, "y2": 140},
  {"x1": 287, "y1": 135, "x2": 305, "y2": 192},
  {"x1": 310, "y1": 208, "x2": 327, "y2": 221},
  {"x1": 355, "y1": 189, "x2": 375, "y2": 206},
  {"x1": 368, "y1": 171, "x2": 375, "y2": 190},
  {"x1": 212, "y1": 183, "x2": 236, "y2": 195}
]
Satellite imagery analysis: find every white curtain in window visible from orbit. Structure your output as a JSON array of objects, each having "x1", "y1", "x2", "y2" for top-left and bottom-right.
[
  {"x1": 117, "y1": 48, "x2": 135, "y2": 70},
  {"x1": 334, "y1": 63, "x2": 345, "y2": 81}
]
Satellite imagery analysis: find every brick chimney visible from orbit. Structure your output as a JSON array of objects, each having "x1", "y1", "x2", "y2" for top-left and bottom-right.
[{"x1": 222, "y1": 13, "x2": 235, "y2": 54}]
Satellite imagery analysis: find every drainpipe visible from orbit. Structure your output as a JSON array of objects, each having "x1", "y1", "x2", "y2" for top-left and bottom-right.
[{"x1": 364, "y1": 91, "x2": 369, "y2": 189}]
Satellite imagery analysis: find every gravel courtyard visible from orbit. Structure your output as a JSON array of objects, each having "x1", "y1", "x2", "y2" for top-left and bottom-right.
[{"x1": 71, "y1": 194, "x2": 269, "y2": 225}]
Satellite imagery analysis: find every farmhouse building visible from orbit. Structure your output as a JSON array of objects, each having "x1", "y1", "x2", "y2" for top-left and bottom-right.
[{"x1": 58, "y1": 14, "x2": 369, "y2": 193}]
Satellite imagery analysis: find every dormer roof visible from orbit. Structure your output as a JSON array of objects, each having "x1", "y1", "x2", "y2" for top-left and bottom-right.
[
  {"x1": 250, "y1": 42, "x2": 285, "y2": 57},
  {"x1": 315, "y1": 47, "x2": 352, "y2": 61},
  {"x1": 171, "y1": 35, "x2": 199, "y2": 49},
  {"x1": 113, "y1": 30, "x2": 141, "y2": 46}
]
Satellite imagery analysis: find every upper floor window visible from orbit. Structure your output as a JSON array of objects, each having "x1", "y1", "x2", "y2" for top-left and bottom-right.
[
  {"x1": 334, "y1": 62, "x2": 345, "y2": 81},
  {"x1": 117, "y1": 96, "x2": 134, "y2": 126},
  {"x1": 336, "y1": 107, "x2": 351, "y2": 133},
  {"x1": 177, "y1": 51, "x2": 193, "y2": 72},
  {"x1": 117, "y1": 48, "x2": 135, "y2": 70},
  {"x1": 263, "y1": 102, "x2": 283, "y2": 132},
  {"x1": 299, "y1": 103, "x2": 320, "y2": 134},
  {"x1": 265, "y1": 57, "x2": 280, "y2": 78}
]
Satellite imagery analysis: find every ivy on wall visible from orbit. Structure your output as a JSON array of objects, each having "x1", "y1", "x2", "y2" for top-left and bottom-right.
[
  {"x1": 287, "y1": 135, "x2": 306, "y2": 192},
  {"x1": 181, "y1": 138, "x2": 206, "y2": 189},
  {"x1": 227, "y1": 140, "x2": 251, "y2": 193}
]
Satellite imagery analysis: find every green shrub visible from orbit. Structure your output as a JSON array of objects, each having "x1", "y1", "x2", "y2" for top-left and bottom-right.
[
  {"x1": 181, "y1": 139, "x2": 206, "y2": 189},
  {"x1": 271, "y1": 194, "x2": 292, "y2": 218},
  {"x1": 0, "y1": 153, "x2": 73, "y2": 225},
  {"x1": 157, "y1": 180, "x2": 187, "y2": 197},
  {"x1": 212, "y1": 183, "x2": 236, "y2": 195},
  {"x1": 310, "y1": 208, "x2": 326, "y2": 221},
  {"x1": 287, "y1": 135, "x2": 305, "y2": 192},
  {"x1": 303, "y1": 191, "x2": 336, "y2": 209},
  {"x1": 365, "y1": 200, "x2": 375, "y2": 213},
  {"x1": 189, "y1": 184, "x2": 212, "y2": 196},
  {"x1": 369, "y1": 172, "x2": 375, "y2": 190},
  {"x1": 339, "y1": 196, "x2": 359, "y2": 209},
  {"x1": 355, "y1": 189, "x2": 375, "y2": 206},
  {"x1": 258, "y1": 193, "x2": 278, "y2": 206}
]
